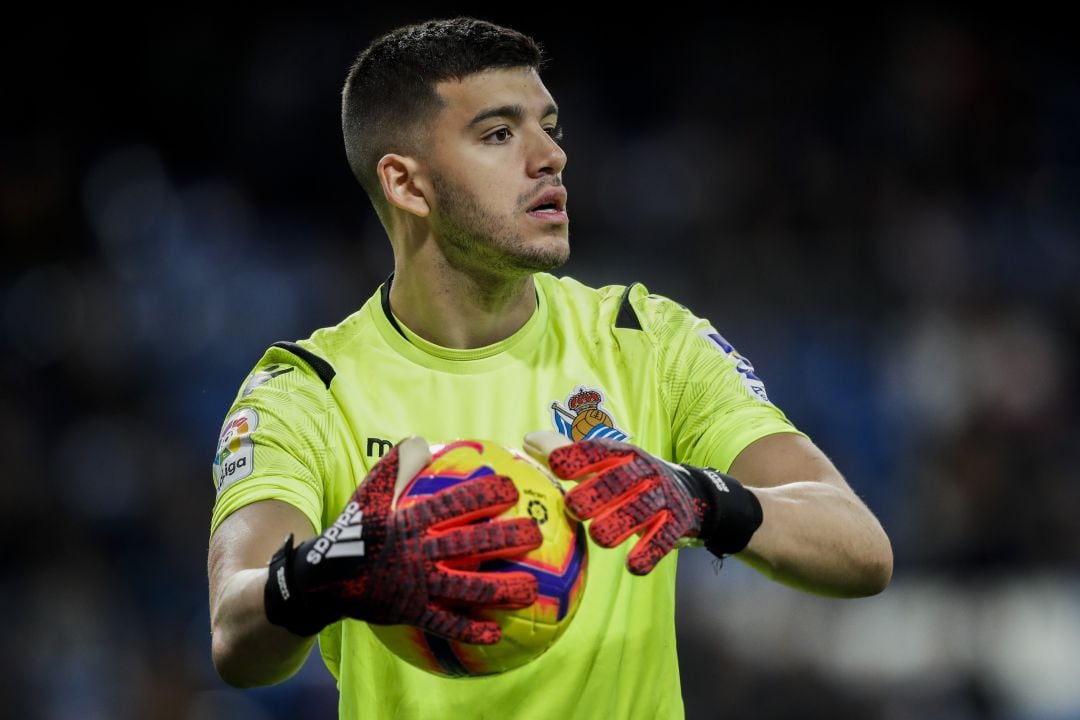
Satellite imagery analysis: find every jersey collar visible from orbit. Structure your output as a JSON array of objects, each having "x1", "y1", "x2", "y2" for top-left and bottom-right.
[{"x1": 372, "y1": 273, "x2": 549, "y2": 373}]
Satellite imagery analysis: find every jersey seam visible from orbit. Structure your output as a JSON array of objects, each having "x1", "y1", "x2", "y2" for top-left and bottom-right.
[
  {"x1": 263, "y1": 345, "x2": 336, "y2": 529},
  {"x1": 626, "y1": 288, "x2": 676, "y2": 455},
  {"x1": 314, "y1": 369, "x2": 335, "y2": 529}
]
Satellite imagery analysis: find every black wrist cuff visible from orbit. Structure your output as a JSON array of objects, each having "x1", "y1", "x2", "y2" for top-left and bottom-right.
[
  {"x1": 264, "y1": 534, "x2": 331, "y2": 637},
  {"x1": 679, "y1": 466, "x2": 763, "y2": 556}
]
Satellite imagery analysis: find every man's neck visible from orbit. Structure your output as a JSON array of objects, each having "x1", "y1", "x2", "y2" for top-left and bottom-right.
[{"x1": 387, "y1": 263, "x2": 538, "y2": 350}]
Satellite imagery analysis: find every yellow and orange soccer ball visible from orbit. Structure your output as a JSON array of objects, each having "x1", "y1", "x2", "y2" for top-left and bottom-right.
[{"x1": 370, "y1": 439, "x2": 588, "y2": 677}]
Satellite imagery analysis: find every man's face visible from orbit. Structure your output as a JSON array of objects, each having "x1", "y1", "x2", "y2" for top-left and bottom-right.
[{"x1": 423, "y1": 67, "x2": 569, "y2": 276}]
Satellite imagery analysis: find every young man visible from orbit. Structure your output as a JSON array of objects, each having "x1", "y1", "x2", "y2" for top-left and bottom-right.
[{"x1": 207, "y1": 17, "x2": 892, "y2": 719}]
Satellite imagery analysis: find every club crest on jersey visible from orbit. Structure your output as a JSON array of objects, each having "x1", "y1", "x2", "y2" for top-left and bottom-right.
[
  {"x1": 550, "y1": 386, "x2": 629, "y2": 442},
  {"x1": 698, "y1": 329, "x2": 771, "y2": 404},
  {"x1": 214, "y1": 408, "x2": 258, "y2": 493}
]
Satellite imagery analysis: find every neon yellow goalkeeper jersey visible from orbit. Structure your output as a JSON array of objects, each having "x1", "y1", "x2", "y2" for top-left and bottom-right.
[{"x1": 210, "y1": 272, "x2": 804, "y2": 720}]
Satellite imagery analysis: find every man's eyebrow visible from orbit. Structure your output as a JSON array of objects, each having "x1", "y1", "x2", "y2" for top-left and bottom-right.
[{"x1": 467, "y1": 102, "x2": 559, "y2": 128}]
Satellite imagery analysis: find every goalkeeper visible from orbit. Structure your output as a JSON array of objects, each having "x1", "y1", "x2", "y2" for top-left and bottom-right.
[{"x1": 207, "y1": 17, "x2": 893, "y2": 720}]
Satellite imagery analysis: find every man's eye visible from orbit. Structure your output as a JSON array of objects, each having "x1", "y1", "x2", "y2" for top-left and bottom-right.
[
  {"x1": 486, "y1": 128, "x2": 511, "y2": 143},
  {"x1": 547, "y1": 125, "x2": 564, "y2": 142}
]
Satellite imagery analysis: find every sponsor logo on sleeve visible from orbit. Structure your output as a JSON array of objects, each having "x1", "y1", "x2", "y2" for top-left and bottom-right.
[
  {"x1": 241, "y1": 364, "x2": 294, "y2": 398},
  {"x1": 698, "y1": 329, "x2": 772, "y2": 404},
  {"x1": 213, "y1": 408, "x2": 259, "y2": 493}
]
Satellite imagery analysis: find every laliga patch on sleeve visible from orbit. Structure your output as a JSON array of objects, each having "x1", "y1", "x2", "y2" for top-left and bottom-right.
[
  {"x1": 213, "y1": 408, "x2": 259, "y2": 493},
  {"x1": 697, "y1": 329, "x2": 772, "y2": 404}
]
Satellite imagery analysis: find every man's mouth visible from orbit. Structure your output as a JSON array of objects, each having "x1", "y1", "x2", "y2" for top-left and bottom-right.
[{"x1": 526, "y1": 187, "x2": 568, "y2": 223}]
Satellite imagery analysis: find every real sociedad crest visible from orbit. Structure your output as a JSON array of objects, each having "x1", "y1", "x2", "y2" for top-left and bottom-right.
[{"x1": 550, "y1": 386, "x2": 629, "y2": 442}]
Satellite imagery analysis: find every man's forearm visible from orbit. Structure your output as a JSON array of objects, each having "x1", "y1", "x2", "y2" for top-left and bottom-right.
[
  {"x1": 211, "y1": 567, "x2": 316, "y2": 688},
  {"x1": 738, "y1": 480, "x2": 893, "y2": 598}
]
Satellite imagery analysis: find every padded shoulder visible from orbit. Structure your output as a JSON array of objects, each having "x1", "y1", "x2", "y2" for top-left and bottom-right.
[{"x1": 270, "y1": 341, "x2": 336, "y2": 388}]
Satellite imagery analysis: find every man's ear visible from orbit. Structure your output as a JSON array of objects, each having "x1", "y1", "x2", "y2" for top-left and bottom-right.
[{"x1": 378, "y1": 153, "x2": 430, "y2": 218}]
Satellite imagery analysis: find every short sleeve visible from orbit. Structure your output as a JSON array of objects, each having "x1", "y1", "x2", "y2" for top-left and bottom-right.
[
  {"x1": 631, "y1": 288, "x2": 806, "y2": 473},
  {"x1": 209, "y1": 347, "x2": 334, "y2": 537}
]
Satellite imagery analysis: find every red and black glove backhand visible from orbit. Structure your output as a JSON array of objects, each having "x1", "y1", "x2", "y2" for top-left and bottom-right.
[
  {"x1": 264, "y1": 437, "x2": 543, "y2": 643},
  {"x1": 547, "y1": 438, "x2": 763, "y2": 576}
]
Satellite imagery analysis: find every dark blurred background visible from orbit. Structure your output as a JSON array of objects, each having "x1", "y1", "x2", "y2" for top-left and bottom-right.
[{"x1": 3, "y1": 7, "x2": 1078, "y2": 719}]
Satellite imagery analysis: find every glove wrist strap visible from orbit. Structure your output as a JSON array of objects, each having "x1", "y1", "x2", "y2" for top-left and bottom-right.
[
  {"x1": 264, "y1": 534, "x2": 334, "y2": 637},
  {"x1": 677, "y1": 466, "x2": 763, "y2": 556}
]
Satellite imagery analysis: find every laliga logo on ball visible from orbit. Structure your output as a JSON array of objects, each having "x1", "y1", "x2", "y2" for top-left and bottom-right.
[{"x1": 370, "y1": 439, "x2": 587, "y2": 677}]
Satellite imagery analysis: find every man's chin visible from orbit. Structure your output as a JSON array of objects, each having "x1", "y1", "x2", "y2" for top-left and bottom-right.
[{"x1": 517, "y1": 241, "x2": 570, "y2": 273}]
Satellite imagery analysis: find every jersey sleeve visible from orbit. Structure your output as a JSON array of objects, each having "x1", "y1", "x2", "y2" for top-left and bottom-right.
[
  {"x1": 209, "y1": 345, "x2": 336, "y2": 537},
  {"x1": 628, "y1": 286, "x2": 807, "y2": 474}
]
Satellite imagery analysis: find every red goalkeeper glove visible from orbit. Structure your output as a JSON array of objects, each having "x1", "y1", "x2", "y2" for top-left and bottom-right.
[
  {"x1": 264, "y1": 436, "x2": 542, "y2": 643},
  {"x1": 525, "y1": 433, "x2": 762, "y2": 576}
]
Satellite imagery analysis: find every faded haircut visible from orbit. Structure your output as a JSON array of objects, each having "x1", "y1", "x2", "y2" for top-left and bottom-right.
[{"x1": 342, "y1": 17, "x2": 546, "y2": 226}]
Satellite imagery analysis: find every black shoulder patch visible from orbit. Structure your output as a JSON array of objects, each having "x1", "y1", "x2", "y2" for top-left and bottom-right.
[
  {"x1": 615, "y1": 283, "x2": 643, "y2": 331},
  {"x1": 270, "y1": 341, "x2": 336, "y2": 388}
]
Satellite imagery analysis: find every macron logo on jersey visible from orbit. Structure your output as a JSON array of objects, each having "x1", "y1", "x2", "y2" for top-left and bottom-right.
[{"x1": 698, "y1": 330, "x2": 771, "y2": 404}]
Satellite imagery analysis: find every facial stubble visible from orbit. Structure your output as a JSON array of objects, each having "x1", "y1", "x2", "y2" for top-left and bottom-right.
[{"x1": 429, "y1": 170, "x2": 569, "y2": 278}]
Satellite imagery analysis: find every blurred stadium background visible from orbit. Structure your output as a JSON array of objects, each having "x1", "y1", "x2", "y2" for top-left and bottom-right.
[{"x1": 3, "y1": 8, "x2": 1078, "y2": 719}]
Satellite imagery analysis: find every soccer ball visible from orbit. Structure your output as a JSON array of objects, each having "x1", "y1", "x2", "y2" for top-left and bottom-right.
[{"x1": 370, "y1": 439, "x2": 587, "y2": 677}]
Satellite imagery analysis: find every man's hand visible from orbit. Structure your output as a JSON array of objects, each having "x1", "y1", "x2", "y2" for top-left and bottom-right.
[
  {"x1": 264, "y1": 436, "x2": 543, "y2": 643},
  {"x1": 525, "y1": 432, "x2": 762, "y2": 576}
]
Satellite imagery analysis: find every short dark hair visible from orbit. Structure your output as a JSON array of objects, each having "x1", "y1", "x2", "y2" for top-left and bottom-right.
[{"x1": 342, "y1": 17, "x2": 546, "y2": 224}]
